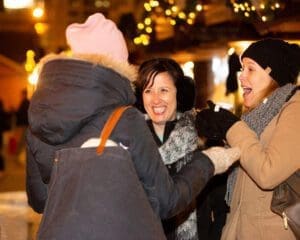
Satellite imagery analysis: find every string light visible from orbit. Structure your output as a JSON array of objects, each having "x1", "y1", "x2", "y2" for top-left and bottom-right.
[
  {"x1": 135, "y1": 0, "x2": 203, "y2": 46},
  {"x1": 230, "y1": 0, "x2": 283, "y2": 22},
  {"x1": 32, "y1": 6, "x2": 44, "y2": 18}
]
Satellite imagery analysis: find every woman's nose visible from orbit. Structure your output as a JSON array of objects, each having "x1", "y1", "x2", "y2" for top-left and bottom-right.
[
  {"x1": 238, "y1": 71, "x2": 244, "y2": 82},
  {"x1": 151, "y1": 92, "x2": 161, "y2": 103}
]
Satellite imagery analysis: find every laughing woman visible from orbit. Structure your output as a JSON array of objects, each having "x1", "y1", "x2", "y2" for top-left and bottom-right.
[
  {"x1": 196, "y1": 38, "x2": 300, "y2": 240},
  {"x1": 135, "y1": 58, "x2": 200, "y2": 240}
]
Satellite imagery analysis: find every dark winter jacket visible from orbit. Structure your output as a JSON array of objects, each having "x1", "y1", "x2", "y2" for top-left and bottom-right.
[{"x1": 26, "y1": 54, "x2": 214, "y2": 220}]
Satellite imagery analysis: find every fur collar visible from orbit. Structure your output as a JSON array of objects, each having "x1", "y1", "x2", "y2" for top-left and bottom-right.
[{"x1": 37, "y1": 53, "x2": 138, "y2": 83}]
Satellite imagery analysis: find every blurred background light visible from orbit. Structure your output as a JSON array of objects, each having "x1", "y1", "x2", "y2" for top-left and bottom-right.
[{"x1": 4, "y1": 0, "x2": 34, "y2": 9}]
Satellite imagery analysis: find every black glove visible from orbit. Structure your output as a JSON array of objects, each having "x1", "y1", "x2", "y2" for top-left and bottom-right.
[{"x1": 195, "y1": 100, "x2": 240, "y2": 140}]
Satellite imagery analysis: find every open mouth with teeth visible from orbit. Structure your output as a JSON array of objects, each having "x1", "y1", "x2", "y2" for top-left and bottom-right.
[
  {"x1": 242, "y1": 87, "x2": 252, "y2": 96},
  {"x1": 152, "y1": 106, "x2": 166, "y2": 115}
]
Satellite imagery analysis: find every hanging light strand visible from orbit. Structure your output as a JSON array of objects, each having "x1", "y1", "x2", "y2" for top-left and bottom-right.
[
  {"x1": 230, "y1": 0, "x2": 283, "y2": 22},
  {"x1": 134, "y1": 0, "x2": 203, "y2": 45}
]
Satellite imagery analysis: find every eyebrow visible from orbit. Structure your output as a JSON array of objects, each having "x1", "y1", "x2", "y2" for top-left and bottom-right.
[{"x1": 244, "y1": 60, "x2": 257, "y2": 67}]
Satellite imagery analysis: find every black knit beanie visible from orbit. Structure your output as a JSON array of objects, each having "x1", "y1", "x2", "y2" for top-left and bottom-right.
[{"x1": 241, "y1": 38, "x2": 300, "y2": 86}]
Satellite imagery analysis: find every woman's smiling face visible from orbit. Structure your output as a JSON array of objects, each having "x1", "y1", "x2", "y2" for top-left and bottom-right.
[
  {"x1": 142, "y1": 72, "x2": 177, "y2": 127},
  {"x1": 239, "y1": 57, "x2": 277, "y2": 109}
]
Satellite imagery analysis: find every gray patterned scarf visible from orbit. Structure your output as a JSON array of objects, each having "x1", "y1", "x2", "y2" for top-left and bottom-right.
[
  {"x1": 159, "y1": 110, "x2": 198, "y2": 168},
  {"x1": 225, "y1": 83, "x2": 297, "y2": 204},
  {"x1": 158, "y1": 110, "x2": 199, "y2": 240}
]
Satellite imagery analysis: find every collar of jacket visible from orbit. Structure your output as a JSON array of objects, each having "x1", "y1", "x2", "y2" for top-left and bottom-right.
[
  {"x1": 146, "y1": 119, "x2": 177, "y2": 146},
  {"x1": 37, "y1": 53, "x2": 138, "y2": 91}
]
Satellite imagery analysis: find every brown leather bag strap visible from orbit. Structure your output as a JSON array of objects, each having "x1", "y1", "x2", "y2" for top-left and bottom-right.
[{"x1": 96, "y1": 106, "x2": 131, "y2": 155}]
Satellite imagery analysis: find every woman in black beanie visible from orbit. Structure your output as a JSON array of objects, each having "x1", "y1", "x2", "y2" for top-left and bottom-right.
[{"x1": 196, "y1": 38, "x2": 300, "y2": 240}]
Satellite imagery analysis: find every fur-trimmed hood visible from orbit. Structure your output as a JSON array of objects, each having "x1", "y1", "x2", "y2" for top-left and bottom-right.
[
  {"x1": 38, "y1": 53, "x2": 137, "y2": 84},
  {"x1": 29, "y1": 53, "x2": 137, "y2": 145}
]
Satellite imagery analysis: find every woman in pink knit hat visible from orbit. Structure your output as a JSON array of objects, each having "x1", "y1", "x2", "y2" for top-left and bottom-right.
[{"x1": 25, "y1": 13, "x2": 240, "y2": 240}]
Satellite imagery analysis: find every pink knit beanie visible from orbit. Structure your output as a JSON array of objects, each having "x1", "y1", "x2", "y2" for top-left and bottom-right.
[{"x1": 66, "y1": 13, "x2": 128, "y2": 62}]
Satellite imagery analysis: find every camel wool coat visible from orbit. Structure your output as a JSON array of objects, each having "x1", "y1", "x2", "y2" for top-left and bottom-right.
[{"x1": 221, "y1": 91, "x2": 300, "y2": 240}]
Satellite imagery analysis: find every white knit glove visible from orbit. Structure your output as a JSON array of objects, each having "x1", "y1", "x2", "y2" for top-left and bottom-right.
[{"x1": 203, "y1": 146, "x2": 240, "y2": 175}]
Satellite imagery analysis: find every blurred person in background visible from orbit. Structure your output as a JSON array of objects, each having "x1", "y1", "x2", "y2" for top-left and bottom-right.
[
  {"x1": 16, "y1": 89, "x2": 30, "y2": 127},
  {"x1": 15, "y1": 88, "x2": 30, "y2": 164},
  {"x1": 0, "y1": 100, "x2": 10, "y2": 177}
]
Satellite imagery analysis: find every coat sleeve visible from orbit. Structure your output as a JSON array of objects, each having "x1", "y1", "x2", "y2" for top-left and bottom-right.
[
  {"x1": 226, "y1": 99, "x2": 300, "y2": 189},
  {"x1": 123, "y1": 108, "x2": 214, "y2": 219},
  {"x1": 26, "y1": 131, "x2": 48, "y2": 213}
]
